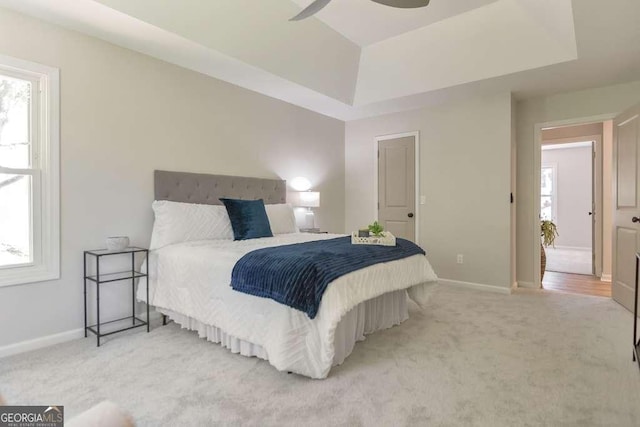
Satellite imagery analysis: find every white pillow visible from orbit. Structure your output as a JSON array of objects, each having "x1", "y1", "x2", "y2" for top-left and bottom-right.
[
  {"x1": 149, "y1": 200, "x2": 233, "y2": 250},
  {"x1": 265, "y1": 203, "x2": 299, "y2": 234}
]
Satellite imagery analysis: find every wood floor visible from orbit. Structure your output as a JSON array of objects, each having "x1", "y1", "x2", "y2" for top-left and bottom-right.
[{"x1": 542, "y1": 271, "x2": 611, "y2": 297}]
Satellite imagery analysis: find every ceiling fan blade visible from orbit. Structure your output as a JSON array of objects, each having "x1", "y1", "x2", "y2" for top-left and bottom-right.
[
  {"x1": 370, "y1": 0, "x2": 431, "y2": 8},
  {"x1": 290, "y1": 0, "x2": 333, "y2": 21}
]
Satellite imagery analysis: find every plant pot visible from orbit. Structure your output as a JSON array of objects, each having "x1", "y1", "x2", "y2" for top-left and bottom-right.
[{"x1": 540, "y1": 243, "x2": 546, "y2": 285}]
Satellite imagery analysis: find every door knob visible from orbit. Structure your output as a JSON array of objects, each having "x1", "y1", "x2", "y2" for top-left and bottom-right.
[
  {"x1": 588, "y1": 212, "x2": 593, "y2": 216},
  {"x1": 633, "y1": 217, "x2": 640, "y2": 223},
  {"x1": 408, "y1": 213, "x2": 414, "y2": 218}
]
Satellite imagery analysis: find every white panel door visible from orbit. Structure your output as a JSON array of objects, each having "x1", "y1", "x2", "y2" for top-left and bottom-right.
[
  {"x1": 613, "y1": 103, "x2": 640, "y2": 311},
  {"x1": 378, "y1": 136, "x2": 416, "y2": 241}
]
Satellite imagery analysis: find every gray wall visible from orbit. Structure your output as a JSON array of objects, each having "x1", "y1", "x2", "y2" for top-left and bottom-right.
[
  {"x1": 345, "y1": 93, "x2": 513, "y2": 289},
  {"x1": 0, "y1": 8, "x2": 345, "y2": 348},
  {"x1": 516, "y1": 80, "x2": 640, "y2": 287},
  {"x1": 541, "y1": 146, "x2": 592, "y2": 248}
]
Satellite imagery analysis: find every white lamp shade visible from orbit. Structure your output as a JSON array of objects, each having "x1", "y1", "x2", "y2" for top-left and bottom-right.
[{"x1": 298, "y1": 191, "x2": 320, "y2": 208}]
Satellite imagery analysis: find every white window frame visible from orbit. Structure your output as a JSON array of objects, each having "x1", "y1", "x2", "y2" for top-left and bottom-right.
[
  {"x1": 540, "y1": 163, "x2": 558, "y2": 222},
  {"x1": 0, "y1": 54, "x2": 59, "y2": 287}
]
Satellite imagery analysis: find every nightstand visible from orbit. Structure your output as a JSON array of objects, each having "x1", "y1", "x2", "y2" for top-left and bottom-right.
[
  {"x1": 83, "y1": 247, "x2": 149, "y2": 346},
  {"x1": 300, "y1": 228, "x2": 328, "y2": 234}
]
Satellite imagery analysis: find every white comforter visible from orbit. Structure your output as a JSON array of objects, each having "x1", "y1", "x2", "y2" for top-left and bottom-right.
[{"x1": 137, "y1": 233, "x2": 438, "y2": 378}]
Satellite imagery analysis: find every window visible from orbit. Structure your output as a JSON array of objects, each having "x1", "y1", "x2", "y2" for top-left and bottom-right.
[
  {"x1": 541, "y1": 164, "x2": 557, "y2": 221},
  {"x1": 0, "y1": 54, "x2": 59, "y2": 287}
]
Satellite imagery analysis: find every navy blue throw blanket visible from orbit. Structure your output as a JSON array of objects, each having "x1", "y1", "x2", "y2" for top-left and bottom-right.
[{"x1": 231, "y1": 236, "x2": 425, "y2": 319}]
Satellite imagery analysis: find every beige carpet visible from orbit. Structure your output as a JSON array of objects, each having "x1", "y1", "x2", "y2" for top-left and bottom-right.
[
  {"x1": 545, "y1": 247, "x2": 593, "y2": 275},
  {"x1": 1, "y1": 285, "x2": 640, "y2": 426}
]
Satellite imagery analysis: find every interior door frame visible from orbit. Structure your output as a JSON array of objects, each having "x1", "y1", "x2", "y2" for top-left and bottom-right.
[
  {"x1": 541, "y1": 135, "x2": 603, "y2": 277},
  {"x1": 374, "y1": 131, "x2": 420, "y2": 244},
  {"x1": 533, "y1": 114, "x2": 615, "y2": 288}
]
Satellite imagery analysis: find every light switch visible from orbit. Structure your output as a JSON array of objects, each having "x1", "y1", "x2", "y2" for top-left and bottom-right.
[{"x1": 420, "y1": 195, "x2": 426, "y2": 205}]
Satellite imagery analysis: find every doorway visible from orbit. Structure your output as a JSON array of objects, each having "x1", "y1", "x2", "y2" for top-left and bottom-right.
[
  {"x1": 536, "y1": 121, "x2": 613, "y2": 297},
  {"x1": 375, "y1": 132, "x2": 419, "y2": 243},
  {"x1": 541, "y1": 140, "x2": 594, "y2": 275}
]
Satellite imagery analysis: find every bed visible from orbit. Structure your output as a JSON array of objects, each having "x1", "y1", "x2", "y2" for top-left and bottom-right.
[{"x1": 137, "y1": 170, "x2": 438, "y2": 379}]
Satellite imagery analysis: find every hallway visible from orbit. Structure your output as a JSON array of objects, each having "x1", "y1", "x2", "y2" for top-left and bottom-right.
[{"x1": 543, "y1": 271, "x2": 611, "y2": 297}]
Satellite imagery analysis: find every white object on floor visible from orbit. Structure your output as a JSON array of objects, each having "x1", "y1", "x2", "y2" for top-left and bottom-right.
[
  {"x1": 3, "y1": 286, "x2": 639, "y2": 426},
  {"x1": 545, "y1": 246, "x2": 592, "y2": 275},
  {"x1": 136, "y1": 233, "x2": 438, "y2": 378}
]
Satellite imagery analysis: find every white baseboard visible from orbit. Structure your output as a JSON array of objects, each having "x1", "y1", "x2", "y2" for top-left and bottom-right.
[
  {"x1": 600, "y1": 274, "x2": 612, "y2": 283},
  {"x1": 438, "y1": 278, "x2": 512, "y2": 295},
  {"x1": 517, "y1": 281, "x2": 540, "y2": 289},
  {"x1": 551, "y1": 245, "x2": 592, "y2": 252},
  {"x1": 0, "y1": 310, "x2": 163, "y2": 359},
  {"x1": 0, "y1": 328, "x2": 84, "y2": 359}
]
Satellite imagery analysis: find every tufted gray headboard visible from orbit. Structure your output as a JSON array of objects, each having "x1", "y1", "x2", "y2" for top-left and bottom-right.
[{"x1": 154, "y1": 170, "x2": 286, "y2": 205}]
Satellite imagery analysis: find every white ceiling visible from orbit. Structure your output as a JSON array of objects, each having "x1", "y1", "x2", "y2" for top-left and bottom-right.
[
  {"x1": 0, "y1": 0, "x2": 638, "y2": 121},
  {"x1": 355, "y1": 0, "x2": 577, "y2": 105},
  {"x1": 290, "y1": 0, "x2": 500, "y2": 46}
]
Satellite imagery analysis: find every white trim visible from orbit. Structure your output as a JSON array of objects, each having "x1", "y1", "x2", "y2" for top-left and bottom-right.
[
  {"x1": 533, "y1": 113, "x2": 616, "y2": 288},
  {"x1": 0, "y1": 53, "x2": 58, "y2": 77},
  {"x1": 517, "y1": 281, "x2": 539, "y2": 289},
  {"x1": 438, "y1": 278, "x2": 512, "y2": 295},
  {"x1": 600, "y1": 274, "x2": 612, "y2": 283},
  {"x1": 0, "y1": 311, "x2": 161, "y2": 358},
  {"x1": 542, "y1": 141, "x2": 593, "y2": 150},
  {"x1": 0, "y1": 328, "x2": 84, "y2": 359},
  {"x1": 551, "y1": 245, "x2": 592, "y2": 251},
  {"x1": 542, "y1": 135, "x2": 602, "y2": 146},
  {"x1": 0, "y1": 54, "x2": 59, "y2": 288},
  {"x1": 373, "y1": 131, "x2": 420, "y2": 244}
]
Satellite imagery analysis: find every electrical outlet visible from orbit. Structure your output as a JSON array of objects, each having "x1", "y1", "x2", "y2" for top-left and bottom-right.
[
  {"x1": 457, "y1": 254, "x2": 464, "y2": 264},
  {"x1": 420, "y1": 195, "x2": 426, "y2": 205}
]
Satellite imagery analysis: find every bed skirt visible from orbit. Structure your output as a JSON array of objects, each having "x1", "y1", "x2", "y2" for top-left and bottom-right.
[{"x1": 158, "y1": 289, "x2": 409, "y2": 369}]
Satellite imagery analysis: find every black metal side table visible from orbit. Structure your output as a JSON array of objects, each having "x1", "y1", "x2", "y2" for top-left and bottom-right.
[{"x1": 83, "y1": 247, "x2": 149, "y2": 346}]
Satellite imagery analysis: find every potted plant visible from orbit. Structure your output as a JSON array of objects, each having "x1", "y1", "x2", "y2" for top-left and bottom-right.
[
  {"x1": 368, "y1": 221, "x2": 385, "y2": 237},
  {"x1": 540, "y1": 219, "x2": 559, "y2": 282}
]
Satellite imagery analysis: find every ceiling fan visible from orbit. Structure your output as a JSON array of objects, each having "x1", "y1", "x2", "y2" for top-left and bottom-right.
[{"x1": 290, "y1": 0, "x2": 431, "y2": 21}]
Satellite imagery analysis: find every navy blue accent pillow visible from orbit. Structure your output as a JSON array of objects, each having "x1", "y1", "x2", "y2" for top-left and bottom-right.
[{"x1": 220, "y1": 198, "x2": 274, "y2": 241}]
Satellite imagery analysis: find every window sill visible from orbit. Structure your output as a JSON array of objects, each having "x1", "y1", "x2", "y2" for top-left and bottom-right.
[{"x1": 0, "y1": 264, "x2": 60, "y2": 288}]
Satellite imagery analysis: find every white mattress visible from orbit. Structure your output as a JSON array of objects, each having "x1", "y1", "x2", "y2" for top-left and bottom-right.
[{"x1": 137, "y1": 233, "x2": 438, "y2": 378}]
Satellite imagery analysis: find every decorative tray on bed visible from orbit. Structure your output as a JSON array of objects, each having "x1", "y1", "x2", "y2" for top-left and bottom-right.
[{"x1": 351, "y1": 231, "x2": 396, "y2": 246}]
